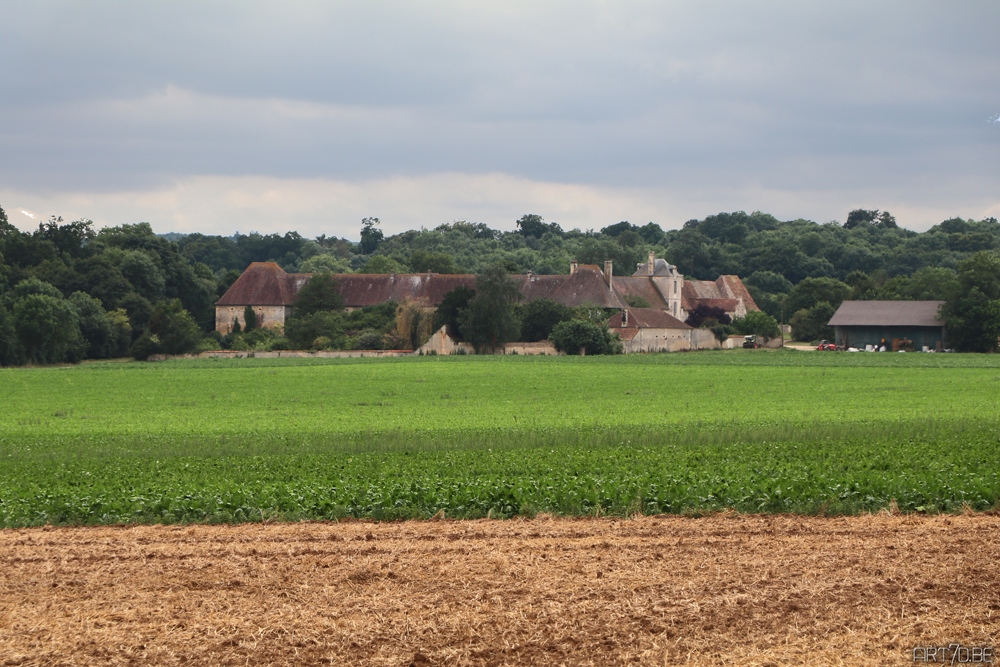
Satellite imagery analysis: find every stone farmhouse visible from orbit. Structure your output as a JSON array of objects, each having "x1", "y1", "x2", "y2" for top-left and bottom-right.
[{"x1": 215, "y1": 252, "x2": 759, "y2": 337}]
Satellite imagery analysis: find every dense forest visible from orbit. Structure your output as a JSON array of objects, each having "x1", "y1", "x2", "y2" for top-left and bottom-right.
[{"x1": 2, "y1": 203, "x2": 1000, "y2": 365}]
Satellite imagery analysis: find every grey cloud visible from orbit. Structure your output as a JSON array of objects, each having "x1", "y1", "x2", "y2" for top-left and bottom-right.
[{"x1": 0, "y1": 1, "x2": 998, "y2": 227}]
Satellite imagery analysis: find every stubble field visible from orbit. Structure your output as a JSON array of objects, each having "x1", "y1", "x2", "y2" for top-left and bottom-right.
[{"x1": 2, "y1": 513, "x2": 997, "y2": 666}]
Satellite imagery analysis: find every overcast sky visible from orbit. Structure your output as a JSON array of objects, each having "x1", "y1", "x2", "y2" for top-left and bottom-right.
[{"x1": 2, "y1": 1, "x2": 998, "y2": 238}]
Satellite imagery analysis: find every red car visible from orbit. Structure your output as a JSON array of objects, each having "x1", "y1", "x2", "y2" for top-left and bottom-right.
[{"x1": 817, "y1": 340, "x2": 837, "y2": 351}]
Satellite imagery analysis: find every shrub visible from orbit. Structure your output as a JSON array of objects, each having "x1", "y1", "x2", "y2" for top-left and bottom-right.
[
  {"x1": 549, "y1": 319, "x2": 621, "y2": 355},
  {"x1": 146, "y1": 299, "x2": 202, "y2": 355},
  {"x1": 790, "y1": 301, "x2": 837, "y2": 342},
  {"x1": 387, "y1": 300, "x2": 435, "y2": 350},
  {"x1": 709, "y1": 324, "x2": 730, "y2": 343},
  {"x1": 129, "y1": 332, "x2": 162, "y2": 361},
  {"x1": 285, "y1": 311, "x2": 345, "y2": 349},
  {"x1": 353, "y1": 330, "x2": 385, "y2": 350},
  {"x1": 685, "y1": 304, "x2": 732, "y2": 328},
  {"x1": 266, "y1": 337, "x2": 291, "y2": 351},
  {"x1": 732, "y1": 311, "x2": 781, "y2": 339}
]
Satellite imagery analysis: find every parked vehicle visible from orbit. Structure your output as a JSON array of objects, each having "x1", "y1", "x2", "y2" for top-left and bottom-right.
[
  {"x1": 817, "y1": 340, "x2": 837, "y2": 351},
  {"x1": 743, "y1": 335, "x2": 759, "y2": 349}
]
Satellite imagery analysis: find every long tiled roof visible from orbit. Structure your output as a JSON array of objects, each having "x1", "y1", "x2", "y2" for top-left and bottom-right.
[
  {"x1": 216, "y1": 262, "x2": 757, "y2": 315},
  {"x1": 518, "y1": 266, "x2": 626, "y2": 308},
  {"x1": 608, "y1": 308, "x2": 691, "y2": 330},
  {"x1": 335, "y1": 273, "x2": 476, "y2": 307},
  {"x1": 828, "y1": 301, "x2": 944, "y2": 327},
  {"x1": 612, "y1": 277, "x2": 670, "y2": 309}
]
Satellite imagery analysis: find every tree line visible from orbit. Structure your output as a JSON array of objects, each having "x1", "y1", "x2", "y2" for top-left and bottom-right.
[{"x1": 3, "y1": 204, "x2": 1000, "y2": 365}]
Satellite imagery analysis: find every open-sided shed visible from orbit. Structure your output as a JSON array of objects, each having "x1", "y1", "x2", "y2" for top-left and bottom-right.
[{"x1": 828, "y1": 301, "x2": 946, "y2": 350}]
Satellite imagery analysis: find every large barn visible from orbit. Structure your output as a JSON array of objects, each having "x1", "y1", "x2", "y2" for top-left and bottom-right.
[
  {"x1": 827, "y1": 301, "x2": 947, "y2": 351},
  {"x1": 214, "y1": 252, "x2": 759, "y2": 335}
]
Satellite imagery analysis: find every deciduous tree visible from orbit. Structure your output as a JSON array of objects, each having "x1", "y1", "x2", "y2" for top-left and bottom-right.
[
  {"x1": 942, "y1": 251, "x2": 1000, "y2": 352},
  {"x1": 359, "y1": 217, "x2": 384, "y2": 254},
  {"x1": 519, "y1": 298, "x2": 573, "y2": 342},
  {"x1": 292, "y1": 272, "x2": 343, "y2": 317},
  {"x1": 13, "y1": 293, "x2": 86, "y2": 364},
  {"x1": 459, "y1": 264, "x2": 523, "y2": 352},
  {"x1": 434, "y1": 286, "x2": 475, "y2": 338}
]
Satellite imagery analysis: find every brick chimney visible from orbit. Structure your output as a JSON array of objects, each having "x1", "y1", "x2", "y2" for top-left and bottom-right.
[
  {"x1": 647, "y1": 251, "x2": 655, "y2": 276},
  {"x1": 604, "y1": 260, "x2": 613, "y2": 287},
  {"x1": 570, "y1": 260, "x2": 578, "y2": 275}
]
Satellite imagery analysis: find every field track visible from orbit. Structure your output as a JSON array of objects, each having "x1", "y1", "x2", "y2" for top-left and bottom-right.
[{"x1": 2, "y1": 514, "x2": 997, "y2": 666}]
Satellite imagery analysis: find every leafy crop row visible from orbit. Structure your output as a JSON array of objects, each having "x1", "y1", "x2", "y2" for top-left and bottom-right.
[{"x1": 1, "y1": 353, "x2": 998, "y2": 526}]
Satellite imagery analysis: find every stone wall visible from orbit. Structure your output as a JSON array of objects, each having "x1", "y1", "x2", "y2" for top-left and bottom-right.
[
  {"x1": 501, "y1": 341, "x2": 560, "y2": 355},
  {"x1": 149, "y1": 349, "x2": 415, "y2": 361},
  {"x1": 621, "y1": 328, "x2": 693, "y2": 353},
  {"x1": 417, "y1": 326, "x2": 561, "y2": 356},
  {"x1": 215, "y1": 305, "x2": 291, "y2": 335},
  {"x1": 619, "y1": 327, "x2": 781, "y2": 353}
]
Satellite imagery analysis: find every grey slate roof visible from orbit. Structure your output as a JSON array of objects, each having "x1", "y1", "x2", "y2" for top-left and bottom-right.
[{"x1": 828, "y1": 301, "x2": 945, "y2": 327}]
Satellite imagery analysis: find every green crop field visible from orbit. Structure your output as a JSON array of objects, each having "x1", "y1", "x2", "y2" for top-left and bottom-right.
[{"x1": 1, "y1": 350, "x2": 999, "y2": 526}]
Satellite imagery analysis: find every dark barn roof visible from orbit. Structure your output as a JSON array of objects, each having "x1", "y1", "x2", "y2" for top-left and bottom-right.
[{"x1": 828, "y1": 301, "x2": 945, "y2": 327}]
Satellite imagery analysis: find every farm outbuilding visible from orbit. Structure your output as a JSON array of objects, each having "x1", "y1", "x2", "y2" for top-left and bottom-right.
[{"x1": 827, "y1": 301, "x2": 946, "y2": 351}]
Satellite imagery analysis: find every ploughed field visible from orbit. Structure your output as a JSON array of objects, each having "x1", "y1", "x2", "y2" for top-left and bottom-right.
[
  {"x1": 1, "y1": 351, "x2": 999, "y2": 526},
  {"x1": 1, "y1": 514, "x2": 997, "y2": 666}
]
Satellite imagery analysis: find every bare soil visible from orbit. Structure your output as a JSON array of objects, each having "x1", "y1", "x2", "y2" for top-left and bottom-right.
[{"x1": 1, "y1": 513, "x2": 997, "y2": 666}]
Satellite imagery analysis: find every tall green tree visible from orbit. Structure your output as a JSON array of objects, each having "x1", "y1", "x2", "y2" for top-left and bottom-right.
[
  {"x1": 409, "y1": 249, "x2": 457, "y2": 274},
  {"x1": 941, "y1": 251, "x2": 1000, "y2": 352},
  {"x1": 519, "y1": 298, "x2": 574, "y2": 342},
  {"x1": 359, "y1": 217, "x2": 384, "y2": 254},
  {"x1": 0, "y1": 305, "x2": 25, "y2": 366},
  {"x1": 243, "y1": 305, "x2": 258, "y2": 331},
  {"x1": 790, "y1": 302, "x2": 838, "y2": 342},
  {"x1": 69, "y1": 292, "x2": 115, "y2": 359},
  {"x1": 292, "y1": 272, "x2": 343, "y2": 317},
  {"x1": 516, "y1": 214, "x2": 549, "y2": 239},
  {"x1": 13, "y1": 293, "x2": 86, "y2": 364},
  {"x1": 130, "y1": 299, "x2": 203, "y2": 359},
  {"x1": 434, "y1": 285, "x2": 475, "y2": 337},
  {"x1": 149, "y1": 299, "x2": 203, "y2": 355},
  {"x1": 459, "y1": 264, "x2": 523, "y2": 352},
  {"x1": 784, "y1": 277, "x2": 852, "y2": 314}
]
